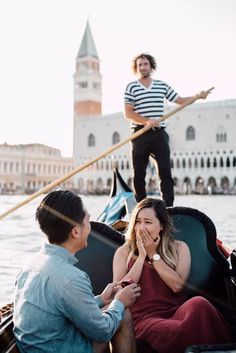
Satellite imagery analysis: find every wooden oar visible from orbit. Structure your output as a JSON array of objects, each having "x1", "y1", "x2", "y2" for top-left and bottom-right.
[{"x1": 0, "y1": 87, "x2": 214, "y2": 220}]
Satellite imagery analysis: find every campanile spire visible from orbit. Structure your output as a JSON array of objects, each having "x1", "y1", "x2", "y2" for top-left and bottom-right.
[{"x1": 73, "y1": 21, "x2": 102, "y2": 118}]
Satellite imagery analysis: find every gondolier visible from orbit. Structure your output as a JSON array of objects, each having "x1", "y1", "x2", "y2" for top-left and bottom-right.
[{"x1": 124, "y1": 53, "x2": 211, "y2": 206}]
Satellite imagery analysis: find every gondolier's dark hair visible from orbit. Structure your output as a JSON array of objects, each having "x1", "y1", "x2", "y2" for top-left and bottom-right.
[
  {"x1": 132, "y1": 53, "x2": 157, "y2": 74},
  {"x1": 36, "y1": 190, "x2": 85, "y2": 244}
]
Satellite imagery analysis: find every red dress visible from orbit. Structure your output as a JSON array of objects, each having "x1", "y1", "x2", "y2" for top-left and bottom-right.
[{"x1": 128, "y1": 259, "x2": 233, "y2": 353}]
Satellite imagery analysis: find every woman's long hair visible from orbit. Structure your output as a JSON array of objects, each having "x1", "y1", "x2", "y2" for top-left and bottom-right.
[{"x1": 125, "y1": 198, "x2": 178, "y2": 269}]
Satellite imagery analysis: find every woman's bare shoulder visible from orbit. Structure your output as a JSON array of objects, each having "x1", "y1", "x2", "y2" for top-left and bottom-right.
[
  {"x1": 115, "y1": 243, "x2": 130, "y2": 256},
  {"x1": 174, "y1": 240, "x2": 190, "y2": 251},
  {"x1": 174, "y1": 240, "x2": 191, "y2": 259}
]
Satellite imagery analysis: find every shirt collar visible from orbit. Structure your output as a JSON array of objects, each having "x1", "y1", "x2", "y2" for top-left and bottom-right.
[{"x1": 41, "y1": 242, "x2": 78, "y2": 266}]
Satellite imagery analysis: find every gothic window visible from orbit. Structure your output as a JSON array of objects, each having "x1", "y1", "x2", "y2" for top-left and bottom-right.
[
  {"x1": 4, "y1": 162, "x2": 7, "y2": 172},
  {"x1": 213, "y1": 157, "x2": 217, "y2": 168},
  {"x1": 216, "y1": 127, "x2": 227, "y2": 143},
  {"x1": 188, "y1": 158, "x2": 192, "y2": 168},
  {"x1": 173, "y1": 177, "x2": 178, "y2": 187},
  {"x1": 207, "y1": 158, "x2": 210, "y2": 168},
  {"x1": 226, "y1": 157, "x2": 230, "y2": 167},
  {"x1": 200, "y1": 158, "x2": 204, "y2": 168},
  {"x1": 88, "y1": 134, "x2": 95, "y2": 147},
  {"x1": 78, "y1": 81, "x2": 88, "y2": 88},
  {"x1": 112, "y1": 132, "x2": 120, "y2": 145},
  {"x1": 176, "y1": 159, "x2": 180, "y2": 168},
  {"x1": 182, "y1": 159, "x2": 186, "y2": 168},
  {"x1": 126, "y1": 160, "x2": 130, "y2": 170},
  {"x1": 170, "y1": 159, "x2": 174, "y2": 168},
  {"x1": 186, "y1": 126, "x2": 195, "y2": 141},
  {"x1": 233, "y1": 157, "x2": 236, "y2": 167},
  {"x1": 93, "y1": 82, "x2": 100, "y2": 89},
  {"x1": 107, "y1": 178, "x2": 112, "y2": 188},
  {"x1": 220, "y1": 157, "x2": 224, "y2": 167},
  {"x1": 194, "y1": 158, "x2": 198, "y2": 168}
]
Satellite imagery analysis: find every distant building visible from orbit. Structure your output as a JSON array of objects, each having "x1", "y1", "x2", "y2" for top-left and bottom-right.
[
  {"x1": 73, "y1": 21, "x2": 236, "y2": 195},
  {"x1": 0, "y1": 143, "x2": 74, "y2": 194}
]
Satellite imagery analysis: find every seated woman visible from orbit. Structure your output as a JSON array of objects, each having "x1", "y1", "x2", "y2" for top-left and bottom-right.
[{"x1": 112, "y1": 198, "x2": 233, "y2": 353}]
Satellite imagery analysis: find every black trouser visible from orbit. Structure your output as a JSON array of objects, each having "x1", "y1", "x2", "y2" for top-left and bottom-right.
[{"x1": 131, "y1": 127, "x2": 174, "y2": 207}]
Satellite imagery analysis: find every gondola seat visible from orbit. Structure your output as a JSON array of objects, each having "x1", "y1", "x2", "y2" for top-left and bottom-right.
[
  {"x1": 1, "y1": 207, "x2": 233, "y2": 353},
  {"x1": 168, "y1": 207, "x2": 230, "y2": 304},
  {"x1": 75, "y1": 206, "x2": 235, "y2": 353}
]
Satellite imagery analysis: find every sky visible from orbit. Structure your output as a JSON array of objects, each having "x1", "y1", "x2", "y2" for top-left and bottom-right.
[{"x1": 0, "y1": 0, "x2": 235, "y2": 157}]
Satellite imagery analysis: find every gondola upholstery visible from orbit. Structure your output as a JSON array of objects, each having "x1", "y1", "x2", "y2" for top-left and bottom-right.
[
  {"x1": 76, "y1": 207, "x2": 230, "y2": 304},
  {"x1": 75, "y1": 206, "x2": 235, "y2": 353},
  {"x1": 0, "y1": 207, "x2": 234, "y2": 353},
  {"x1": 168, "y1": 207, "x2": 230, "y2": 303}
]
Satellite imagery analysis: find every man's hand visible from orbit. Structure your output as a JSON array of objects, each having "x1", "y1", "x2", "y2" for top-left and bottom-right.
[
  {"x1": 146, "y1": 118, "x2": 160, "y2": 128},
  {"x1": 100, "y1": 282, "x2": 121, "y2": 305},
  {"x1": 115, "y1": 283, "x2": 141, "y2": 307},
  {"x1": 196, "y1": 87, "x2": 214, "y2": 100}
]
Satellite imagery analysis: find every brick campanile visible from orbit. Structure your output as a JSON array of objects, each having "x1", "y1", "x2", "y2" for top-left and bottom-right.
[{"x1": 73, "y1": 21, "x2": 102, "y2": 118}]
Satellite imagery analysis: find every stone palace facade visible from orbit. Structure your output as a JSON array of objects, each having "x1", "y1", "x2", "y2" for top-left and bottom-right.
[{"x1": 0, "y1": 143, "x2": 74, "y2": 194}]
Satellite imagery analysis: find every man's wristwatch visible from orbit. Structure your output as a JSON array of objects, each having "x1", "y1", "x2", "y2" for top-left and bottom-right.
[{"x1": 149, "y1": 253, "x2": 161, "y2": 264}]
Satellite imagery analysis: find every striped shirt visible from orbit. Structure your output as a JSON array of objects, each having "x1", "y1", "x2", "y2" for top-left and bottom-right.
[{"x1": 124, "y1": 79, "x2": 179, "y2": 128}]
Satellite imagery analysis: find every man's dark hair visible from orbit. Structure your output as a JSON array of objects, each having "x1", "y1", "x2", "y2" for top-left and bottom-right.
[
  {"x1": 132, "y1": 53, "x2": 157, "y2": 74},
  {"x1": 35, "y1": 190, "x2": 86, "y2": 244}
]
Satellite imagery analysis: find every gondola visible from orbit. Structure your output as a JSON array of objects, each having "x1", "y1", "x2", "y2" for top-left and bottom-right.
[
  {"x1": 97, "y1": 168, "x2": 136, "y2": 230},
  {"x1": 1, "y1": 169, "x2": 236, "y2": 353}
]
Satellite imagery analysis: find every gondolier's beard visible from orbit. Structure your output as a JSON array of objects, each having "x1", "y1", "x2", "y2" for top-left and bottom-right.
[{"x1": 139, "y1": 71, "x2": 150, "y2": 78}]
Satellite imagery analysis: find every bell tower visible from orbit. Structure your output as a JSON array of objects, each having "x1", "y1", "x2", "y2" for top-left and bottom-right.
[{"x1": 73, "y1": 21, "x2": 102, "y2": 118}]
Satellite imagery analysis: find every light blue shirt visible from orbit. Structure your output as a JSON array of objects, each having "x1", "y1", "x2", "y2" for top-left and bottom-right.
[{"x1": 13, "y1": 243, "x2": 124, "y2": 353}]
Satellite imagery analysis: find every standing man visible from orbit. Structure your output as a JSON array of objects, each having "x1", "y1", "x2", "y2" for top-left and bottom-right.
[
  {"x1": 13, "y1": 190, "x2": 140, "y2": 353},
  {"x1": 124, "y1": 53, "x2": 211, "y2": 206}
]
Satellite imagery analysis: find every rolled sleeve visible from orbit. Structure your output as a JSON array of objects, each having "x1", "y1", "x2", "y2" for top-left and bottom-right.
[
  {"x1": 124, "y1": 93, "x2": 135, "y2": 105},
  {"x1": 124, "y1": 84, "x2": 135, "y2": 105},
  {"x1": 61, "y1": 272, "x2": 125, "y2": 342},
  {"x1": 166, "y1": 85, "x2": 179, "y2": 102},
  {"x1": 95, "y1": 295, "x2": 105, "y2": 308}
]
